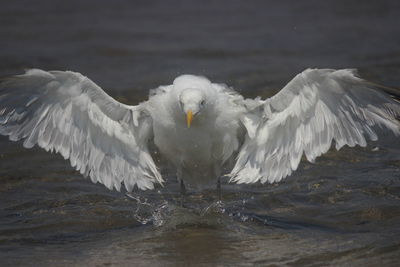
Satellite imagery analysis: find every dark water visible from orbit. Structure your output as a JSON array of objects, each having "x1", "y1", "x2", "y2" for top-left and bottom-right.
[{"x1": 1, "y1": 0, "x2": 400, "y2": 266}]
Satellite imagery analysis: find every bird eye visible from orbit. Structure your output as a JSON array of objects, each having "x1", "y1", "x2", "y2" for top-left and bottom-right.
[{"x1": 200, "y1": 100, "x2": 205, "y2": 106}]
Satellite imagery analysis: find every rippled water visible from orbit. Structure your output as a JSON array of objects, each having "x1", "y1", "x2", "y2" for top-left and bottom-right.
[{"x1": 1, "y1": 0, "x2": 400, "y2": 266}]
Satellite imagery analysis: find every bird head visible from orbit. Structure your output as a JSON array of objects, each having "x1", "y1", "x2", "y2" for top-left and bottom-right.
[{"x1": 179, "y1": 88, "x2": 207, "y2": 128}]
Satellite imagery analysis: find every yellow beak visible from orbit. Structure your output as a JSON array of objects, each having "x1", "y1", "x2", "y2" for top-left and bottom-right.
[{"x1": 187, "y1": 110, "x2": 193, "y2": 128}]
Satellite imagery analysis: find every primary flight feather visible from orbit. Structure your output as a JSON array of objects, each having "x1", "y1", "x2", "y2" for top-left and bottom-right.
[{"x1": 0, "y1": 68, "x2": 399, "y2": 191}]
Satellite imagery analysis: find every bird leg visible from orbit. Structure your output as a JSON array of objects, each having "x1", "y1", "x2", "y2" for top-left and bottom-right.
[
  {"x1": 217, "y1": 176, "x2": 221, "y2": 201},
  {"x1": 213, "y1": 163, "x2": 222, "y2": 201},
  {"x1": 180, "y1": 179, "x2": 186, "y2": 195},
  {"x1": 179, "y1": 179, "x2": 187, "y2": 207},
  {"x1": 177, "y1": 167, "x2": 187, "y2": 206}
]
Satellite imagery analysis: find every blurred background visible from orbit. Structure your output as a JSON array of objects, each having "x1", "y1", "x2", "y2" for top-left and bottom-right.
[
  {"x1": 1, "y1": 0, "x2": 400, "y2": 97},
  {"x1": 1, "y1": 0, "x2": 400, "y2": 266}
]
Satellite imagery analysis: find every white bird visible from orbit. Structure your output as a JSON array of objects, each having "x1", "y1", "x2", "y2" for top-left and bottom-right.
[{"x1": 0, "y1": 68, "x2": 399, "y2": 192}]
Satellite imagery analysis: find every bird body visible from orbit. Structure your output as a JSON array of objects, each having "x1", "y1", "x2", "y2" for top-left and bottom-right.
[
  {"x1": 146, "y1": 75, "x2": 244, "y2": 188},
  {"x1": 0, "y1": 68, "x2": 399, "y2": 192}
]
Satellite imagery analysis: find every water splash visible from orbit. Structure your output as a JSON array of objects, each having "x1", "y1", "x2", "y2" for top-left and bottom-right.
[{"x1": 126, "y1": 192, "x2": 260, "y2": 228}]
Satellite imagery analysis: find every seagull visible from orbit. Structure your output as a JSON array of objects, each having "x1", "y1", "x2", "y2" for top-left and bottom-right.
[{"x1": 0, "y1": 68, "x2": 399, "y2": 193}]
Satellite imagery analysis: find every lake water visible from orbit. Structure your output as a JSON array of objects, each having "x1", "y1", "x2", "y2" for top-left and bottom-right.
[{"x1": 1, "y1": 0, "x2": 400, "y2": 266}]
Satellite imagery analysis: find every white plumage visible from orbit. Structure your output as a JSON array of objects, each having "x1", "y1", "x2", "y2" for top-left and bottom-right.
[{"x1": 0, "y1": 68, "x2": 399, "y2": 191}]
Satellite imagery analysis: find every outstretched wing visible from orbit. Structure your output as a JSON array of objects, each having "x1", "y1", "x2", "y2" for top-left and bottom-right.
[
  {"x1": 231, "y1": 68, "x2": 400, "y2": 184},
  {"x1": 0, "y1": 69, "x2": 162, "y2": 191}
]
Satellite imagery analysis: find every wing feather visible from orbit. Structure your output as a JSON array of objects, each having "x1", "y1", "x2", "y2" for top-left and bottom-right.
[
  {"x1": 0, "y1": 69, "x2": 162, "y2": 191},
  {"x1": 232, "y1": 68, "x2": 400, "y2": 184}
]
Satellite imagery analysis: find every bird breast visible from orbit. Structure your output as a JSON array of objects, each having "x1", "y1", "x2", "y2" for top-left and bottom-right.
[{"x1": 152, "y1": 114, "x2": 217, "y2": 167}]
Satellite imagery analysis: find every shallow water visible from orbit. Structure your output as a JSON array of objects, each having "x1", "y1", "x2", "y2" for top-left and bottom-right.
[{"x1": 1, "y1": 0, "x2": 400, "y2": 266}]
